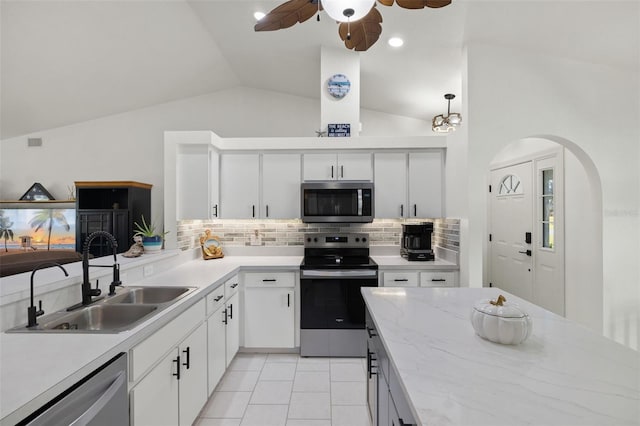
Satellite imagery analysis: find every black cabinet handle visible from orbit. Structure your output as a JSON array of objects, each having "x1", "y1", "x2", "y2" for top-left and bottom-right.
[
  {"x1": 252, "y1": 205, "x2": 255, "y2": 218},
  {"x1": 331, "y1": 165, "x2": 334, "y2": 179},
  {"x1": 262, "y1": 279, "x2": 276, "y2": 282},
  {"x1": 214, "y1": 295, "x2": 223, "y2": 302},
  {"x1": 229, "y1": 303, "x2": 233, "y2": 319},
  {"x1": 400, "y1": 204, "x2": 404, "y2": 217},
  {"x1": 431, "y1": 278, "x2": 446, "y2": 282},
  {"x1": 399, "y1": 420, "x2": 415, "y2": 426},
  {"x1": 213, "y1": 204, "x2": 218, "y2": 217},
  {"x1": 287, "y1": 293, "x2": 290, "y2": 307},
  {"x1": 341, "y1": 165, "x2": 344, "y2": 178},
  {"x1": 231, "y1": 283, "x2": 238, "y2": 288},
  {"x1": 367, "y1": 349, "x2": 377, "y2": 379},
  {"x1": 413, "y1": 204, "x2": 417, "y2": 217},
  {"x1": 394, "y1": 278, "x2": 409, "y2": 282},
  {"x1": 173, "y1": 356, "x2": 181, "y2": 380},
  {"x1": 223, "y1": 308, "x2": 227, "y2": 324},
  {"x1": 366, "y1": 326, "x2": 377, "y2": 338},
  {"x1": 266, "y1": 205, "x2": 269, "y2": 217},
  {"x1": 182, "y1": 347, "x2": 190, "y2": 369}
]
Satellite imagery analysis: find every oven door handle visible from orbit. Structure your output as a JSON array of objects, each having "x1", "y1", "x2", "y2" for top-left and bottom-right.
[{"x1": 301, "y1": 269, "x2": 378, "y2": 279}]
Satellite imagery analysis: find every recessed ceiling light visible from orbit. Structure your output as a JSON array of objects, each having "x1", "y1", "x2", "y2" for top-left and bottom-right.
[
  {"x1": 388, "y1": 37, "x2": 404, "y2": 47},
  {"x1": 254, "y1": 11, "x2": 266, "y2": 21}
]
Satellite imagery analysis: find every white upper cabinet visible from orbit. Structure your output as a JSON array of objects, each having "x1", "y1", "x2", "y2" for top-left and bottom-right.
[
  {"x1": 409, "y1": 151, "x2": 443, "y2": 218},
  {"x1": 261, "y1": 154, "x2": 301, "y2": 219},
  {"x1": 176, "y1": 144, "x2": 211, "y2": 220},
  {"x1": 220, "y1": 154, "x2": 260, "y2": 219},
  {"x1": 303, "y1": 153, "x2": 372, "y2": 181},
  {"x1": 374, "y1": 153, "x2": 408, "y2": 218},
  {"x1": 374, "y1": 151, "x2": 444, "y2": 218}
]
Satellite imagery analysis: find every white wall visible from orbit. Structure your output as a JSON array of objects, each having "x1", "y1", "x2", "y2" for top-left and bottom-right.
[
  {"x1": 458, "y1": 43, "x2": 639, "y2": 349},
  {"x1": 1, "y1": 86, "x2": 432, "y2": 221}
]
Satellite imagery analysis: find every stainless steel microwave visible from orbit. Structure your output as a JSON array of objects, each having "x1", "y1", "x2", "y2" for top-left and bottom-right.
[{"x1": 301, "y1": 181, "x2": 374, "y2": 223}]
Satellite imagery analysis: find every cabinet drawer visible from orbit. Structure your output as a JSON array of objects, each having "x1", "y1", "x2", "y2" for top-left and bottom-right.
[
  {"x1": 225, "y1": 275, "x2": 240, "y2": 297},
  {"x1": 244, "y1": 272, "x2": 295, "y2": 288},
  {"x1": 383, "y1": 272, "x2": 419, "y2": 287},
  {"x1": 130, "y1": 299, "x2": 205, "y2": 382},
  {"x1": 420, "y1": 271, "x2": 456, "y2": 287},
  {"x1": 205, "y1": 285, "x2": 225, "y2": 316}
]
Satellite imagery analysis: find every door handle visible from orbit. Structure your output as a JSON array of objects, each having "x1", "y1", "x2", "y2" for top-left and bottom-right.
[
  {"x1": 266, "y1": 205, "x2": 269, "y2": 217},
  {"x1": 413, "y1": 204, "x2": 417, "y2": 217},
  {"x1": 519, "y1": 250, "x2": 532, "y2": 256},
  {"x1": 252, "y1": 205, "x2": 255, "y2": 218},
  {"x1": 173, "y1": 356, "x2": 181, "y2": 380},
  {"x1": 400, "y1": 204, "x2": 404, "y2": 217},
  {"x1": 287, "y1": 293, "x2": 290, "y2": 307},
  {"x1": 331, "y1": 165, "x2": 334, "y2": 179},
  {"x1": 182, "y1": 347, "x2": 190, "y2": 369},
  {"x1": 223, "y1": 308, "x2": 227, "y2": 324},
  {"x1": 341, "y1": 165, "x2": 344, "y2": 178},
  {"x1": 228, "y1": 303, "x2": 233, "y2": 319},
  {"x1": 213, "y1": 204, "x2": 218, "y2": 217}
]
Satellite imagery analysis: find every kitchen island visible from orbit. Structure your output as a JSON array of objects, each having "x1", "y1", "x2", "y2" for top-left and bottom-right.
[{"x1": 362, "y1": 287, "x2": 639, "y2": 426}]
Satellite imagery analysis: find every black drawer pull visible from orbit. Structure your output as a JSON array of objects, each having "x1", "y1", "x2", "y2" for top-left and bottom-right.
[
  {"x1": 230, "y1": 283, "x2": 238, "y2": 288},
  {"x1": 262, "y1": 279, "x2": 277, "y2": 282},
  {"x1": 431, "y1": 278, "x2": 446, "y2": 282},
  {"x1": 366, "y1": 326, "x2": 377, "y2": 338},
  {"x1": 394, "y1": 278, "x2": 409, "y2": 282},
  {"x1": 213, "y1": 295, "x2": 223, "y2": 302}
]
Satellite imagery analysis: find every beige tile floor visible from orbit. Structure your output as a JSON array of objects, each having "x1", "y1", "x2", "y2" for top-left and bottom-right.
[{"x1": 195, "y1": 353, "x2": 372, "y2": 426}]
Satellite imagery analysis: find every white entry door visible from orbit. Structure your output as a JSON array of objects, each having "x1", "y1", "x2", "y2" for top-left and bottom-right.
[
  {"x1": 489, "y1": 151, "x2": 565, "y2": 316},
  {"x1": 490, "y1": 162, "x2": 534, "y2": 302}
]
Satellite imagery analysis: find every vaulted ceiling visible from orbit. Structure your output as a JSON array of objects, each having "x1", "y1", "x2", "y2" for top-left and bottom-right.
[{"x1": 1, "y1": 0, "x2": 638, "y2": 140}]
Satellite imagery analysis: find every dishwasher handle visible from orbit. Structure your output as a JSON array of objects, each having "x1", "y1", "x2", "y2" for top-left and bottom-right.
[{"x1": 69, "y1": 371, "x2": 126, "y2": 426}]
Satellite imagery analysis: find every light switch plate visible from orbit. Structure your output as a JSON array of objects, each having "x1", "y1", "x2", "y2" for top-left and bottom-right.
[
  {"x1": 250, "y1": 229, "x2": 262, "y2": 246},
  {"x1": 143, "y1": 265, "x2": 154, "y2": 277}
]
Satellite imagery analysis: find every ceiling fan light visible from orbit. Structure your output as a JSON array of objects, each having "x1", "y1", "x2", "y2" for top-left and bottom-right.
[
  {"x1": 254, "y1": 11, "x2": 266, "y2": 21},
  {"x1": 388, "y1": 37, "x2": 404, "y2": 47},
  {"x1": 321, "y1": 0, "x2": 376, "y2": 23}
]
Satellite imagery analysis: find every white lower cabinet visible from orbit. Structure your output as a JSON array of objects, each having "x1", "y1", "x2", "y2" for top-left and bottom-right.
[
  {"x1": 130, "y1": 300, "x2": 208, "y2": 426},
  {"x1": 244, "y1": 272, "x2": 295, "y2": 348},
  {"x1": 381, "y1": 269, "x2": 458, "y2": 288},
  {"x1": 225, "y1": 276, "x2": 241, "y2": 367}
]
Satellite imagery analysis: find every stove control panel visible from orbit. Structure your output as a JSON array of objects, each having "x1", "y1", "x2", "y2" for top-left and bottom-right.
[{"x1": 304, "y1": 233, "x2": 369, "y2": 248}]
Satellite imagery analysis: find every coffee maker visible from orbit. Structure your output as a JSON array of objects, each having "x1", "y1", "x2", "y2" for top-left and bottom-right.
[{"x1": 401, "y1": 222, "x2": 434, "y2": 261}]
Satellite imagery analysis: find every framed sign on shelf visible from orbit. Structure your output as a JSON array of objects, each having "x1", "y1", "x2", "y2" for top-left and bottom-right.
[{"x1": 19, "y1": 182, "x2": 55, "y2": 201}]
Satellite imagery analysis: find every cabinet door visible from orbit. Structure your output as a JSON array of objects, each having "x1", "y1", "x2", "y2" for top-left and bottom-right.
[
  {"x1": 374, "y1": 153, "x2": 408, "y2": 218},
  {"x1": 338, "y1": 153, "x2": 373, "y2": 181},
  {"x1": 408, "y1": 151, "x2": 443, "y2": 218},
  {"x1": 210, "y1": 149, "x2": 220, "y2": 219},
  {"x1": 225, "y1": 291, "x2": 240, "y2": 367},
  {"x1": 303, "y1": 153, "x2": 337, "y2": 180},
  {"x1": 176, "y1": 144, "x2": 210, "y2": 220},
  {"x1": 220, "y1": 154, "x2": 260, "y2": 218},
  {"x1": 130, "y1": 349, "x2": 180, "y2": 426},
  {"x1": 179, "y1": 322, "x2": 208, "y2": 426},
  {"x1": 244, "y1": 288, "x2": 295, "y2": 348},
  {"x1": 207, "y1": 305, "x2": 227, "y2": 395},
  {"x1": 262, "y1": 153, "x2": 301, "y2": 218}
]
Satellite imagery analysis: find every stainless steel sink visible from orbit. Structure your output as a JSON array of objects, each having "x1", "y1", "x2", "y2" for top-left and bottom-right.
[
  {"x1": 39, "y1": 304, "x2": 157, "y2": 332},
  {"x1": 6, "y1": 286, "x2": 197, "y2": 333},
  {"x1": 104, "y1": 286, "x2": 192, "y2": 305}
]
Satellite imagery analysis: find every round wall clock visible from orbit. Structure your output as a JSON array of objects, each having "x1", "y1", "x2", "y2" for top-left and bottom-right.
[{"x1": 327, "y1": 74, "x2": 351, "y2": 99}]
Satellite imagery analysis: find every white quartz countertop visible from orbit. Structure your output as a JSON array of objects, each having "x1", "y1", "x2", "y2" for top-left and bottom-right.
[
  {"x1": 362, "y1": 287, "x2": 640, "y2": 426},
  {"x1": 372, "y1": 255, "x2": 457, "y2": 269},
  {"x1": 0, "y1": 255, "x2": 302, "y2": 424}
]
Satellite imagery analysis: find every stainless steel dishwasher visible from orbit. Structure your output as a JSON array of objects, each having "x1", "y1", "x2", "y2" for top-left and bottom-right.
[{"x1": 18, "y1": 352, "x2": 129, "y2": 426}]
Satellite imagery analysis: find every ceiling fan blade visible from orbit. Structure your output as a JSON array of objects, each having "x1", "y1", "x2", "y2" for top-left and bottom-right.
[
  {"x1": 254, "y1": 0, "x2": 321, "y2": 32},
  {"x1": 395, "y1": 0, "x2": 451, "y2": 9},
  {"x1": 376, "y1": 0, "x2": 395, "y2": 6},
  {"x1": 338, "y1": 7, "x2": 383, "y2": 51}
]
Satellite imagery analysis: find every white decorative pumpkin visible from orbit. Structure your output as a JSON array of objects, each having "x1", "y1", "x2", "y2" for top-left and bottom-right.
[{"x1": 470, "y1": 295, "x2": 532, "y2": 345}]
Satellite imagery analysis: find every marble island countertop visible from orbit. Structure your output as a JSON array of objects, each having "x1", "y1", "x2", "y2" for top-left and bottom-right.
[{"x1": 362, "y1": 287, "x2": 640, "y2": 426}]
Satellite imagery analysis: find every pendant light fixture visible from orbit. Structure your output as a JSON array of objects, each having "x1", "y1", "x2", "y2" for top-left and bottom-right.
[
  {"x1": 432, "y1": 93, "x2": 462, "y2": 133},
  {"x1": 321, "y1": 0, "x2": 376, "y2": 23}
]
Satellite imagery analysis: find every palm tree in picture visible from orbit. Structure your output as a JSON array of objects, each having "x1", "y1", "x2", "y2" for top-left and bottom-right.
[
  {"x1": 29, "y1": 209, "x2": 70, "y2": 250},
  {"x1": 0, "y1": 210, "x2": 14, "y2": 252}
]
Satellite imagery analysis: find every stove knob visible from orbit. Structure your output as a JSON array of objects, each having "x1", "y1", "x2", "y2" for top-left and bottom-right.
[
  {"x1": 355, "y1": 237, "x2": 360, "y2": 242},
  {"x1": 313, "y1": 237, "x2": 318, "y2": 242},
  {"x1": 306, "y1": 237, "x2": 311, "y2": 242},
  {"x1": 362, "y1": 237, "x2": 367, "y2": 242}
]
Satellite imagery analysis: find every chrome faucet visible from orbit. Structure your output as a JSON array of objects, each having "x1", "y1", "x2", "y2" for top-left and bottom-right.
[
  {"x1": 28, "y1": 262, "x2": 69, "y2": 327},
  {"x1": 81, "y1": 231, "x2": 121, "y2": 306}
]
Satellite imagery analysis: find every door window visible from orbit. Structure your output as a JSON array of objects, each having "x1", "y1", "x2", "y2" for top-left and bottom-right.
[
  {"x1": 541, "y1": 168, "x2": 554, "y2": 249},
  {"x1": 498, "y1": 174, "x2": 523, "y2": 195}
]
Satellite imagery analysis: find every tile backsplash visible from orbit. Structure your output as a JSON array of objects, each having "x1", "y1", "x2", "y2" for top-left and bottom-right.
[{"x1": 177, "y1": 218, "x2": 459, "y2": 252}]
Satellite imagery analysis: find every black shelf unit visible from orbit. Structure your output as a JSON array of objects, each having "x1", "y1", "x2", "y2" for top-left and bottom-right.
[{"x1": 75, "y1": 181, "x2": 152, "y2": 258}]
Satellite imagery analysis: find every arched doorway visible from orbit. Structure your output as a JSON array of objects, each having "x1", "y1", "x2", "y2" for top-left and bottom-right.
[{"x1": 486, "y1": 136, "x2": 603, "y2": 333}]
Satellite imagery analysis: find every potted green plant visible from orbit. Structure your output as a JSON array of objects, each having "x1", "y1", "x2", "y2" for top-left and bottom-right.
[{"x1": 133, "y1": 216, "x2": 168, "y2": 253}]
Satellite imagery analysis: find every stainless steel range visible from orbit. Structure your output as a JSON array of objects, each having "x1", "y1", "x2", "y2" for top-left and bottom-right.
[{"x1": 300, "y1": 233, "x2": 379, "y2": 357}]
